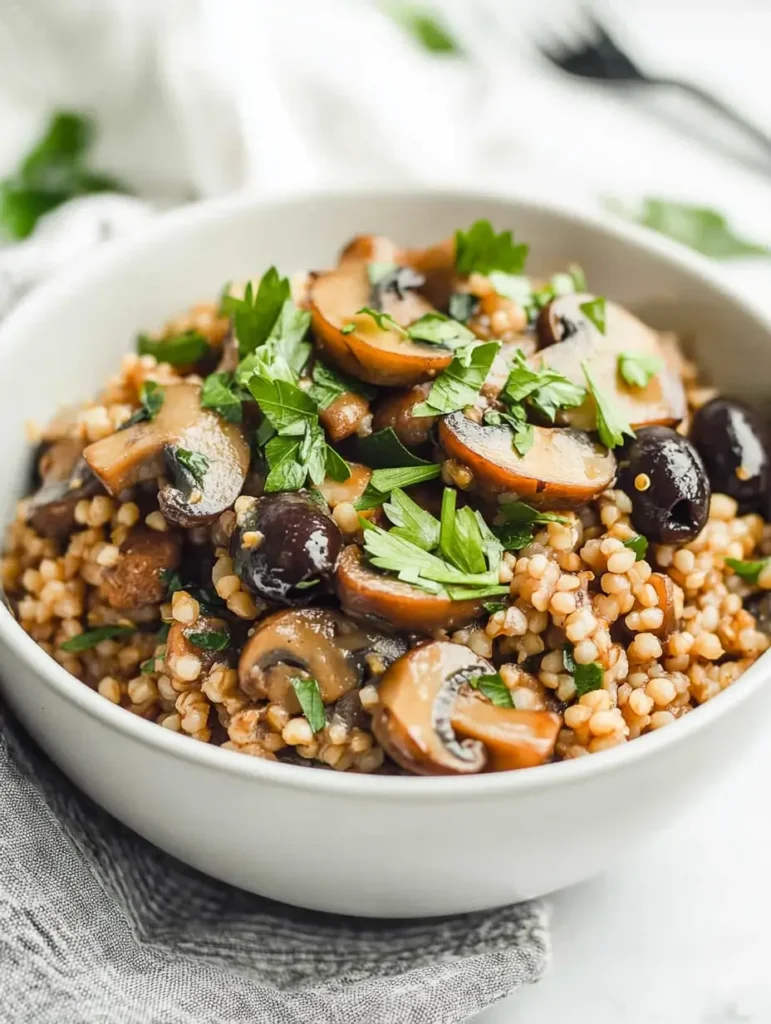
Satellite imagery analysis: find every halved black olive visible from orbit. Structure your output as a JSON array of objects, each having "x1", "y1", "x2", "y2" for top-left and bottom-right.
[{"x1": 690, "y1": 398, "x2": 770, "y2": 512}]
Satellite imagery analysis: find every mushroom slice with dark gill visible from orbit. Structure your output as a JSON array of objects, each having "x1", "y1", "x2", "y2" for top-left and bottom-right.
[
  {"x1": 82, "y1": 382, "x2": 250, "y2": 527},
  {"x1": 231, "y1": 492, "x2": 342, "y2": 605},
  {"x1": 335, "y1": 545, "x2": 488, "y2": 633},
  {"x1": 535, "y1": 293, "x2": 686, "y2": 430},
  {"x1": 438, "y1": 412, "x2": 616, "y2": 509},
  {"x1": 26, "y1": 438, "x2": 101, "y2": 538},
  {"x1": 99, "y1": 526, "x2": 182, "y2": 611},
  {"x1": 372, "y1": 641, "x2": 561, "y2": 775},
  {"x1": 238, "y1": 607, "x2": 405, "y2": 713}
]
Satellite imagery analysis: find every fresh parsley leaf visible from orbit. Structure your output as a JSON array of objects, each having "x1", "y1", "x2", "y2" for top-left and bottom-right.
[
  {"x1": 137, "y1": 330, "x2": 208, "y2": 367},
  {"x1": 618, "y1": 352, "x2": 663, "y2": 389},
  {"x1": 123, "y1": 380, "x2": 165, "y2": 428},
  {"x1": 495, "y1": 501, "x2": 569, "y2": 551},
  {"x1": 200, "y1": 372, "x2": 243, "y2": 423},
  {"x1": 483, "y1": 601, "x2": 508, "y2": 615},
  {"x1": 61, "y1": 624, "x2": 136, "y2": 652},
  {"x1": 413, "y1": 341, "x2": 500, "y2": 416},
  {"x1": 608, "y1": 198, "x2": 771, "y2": 259},
  {"x1": 248, "y1": 375, "x2": 318, "y2": 432},
  {"x1": 173, "y1": 448, "x2": 210, "y2": 486},
  {"x1": 569, "y1": 263, "x2": 588, "y2": 291},
  {"x1": 503, "y1": 349, "x2": 585, "y2": 422},
  {"x1": 455, "y1": 220, "x2": 528, "y2": 276},
  {"x1": 356, "y1": 427, "x2": 432, "y2": 468},
  {"x1": 341, "y1": 323, "x2": 356, "y2": 335},
  {"x1": 160, "y1": 569, "x2": 184, "y2": 598},
  {"x1": 407, "y1": 312, "x2": 474, "y2": 349},
  {"x1": 291, "y1": 677, "x2": 327, "y2": 733},
  {"x1": 383, "y1": 487, "x2": 440, "y2": 551},
  {"x1": 309, "y1": 361, "x2": 376, "y2": 410},
  {"x1": 581, "y1": 360, "x2": 635, "y2": 449},
  {"x1": 563, "y1": 644, "x2": 605, "y2": 697},
  {"x1": 579, "y1": 297, "x2": 606, "y2": 335},
  {"x1": 483, "y1": 407, "x2": 535, "y2": 457},
  {"x1": 0, "y1": 111, "x2": 129, "y2": 240},
  {"x1": 383, "y1": 2, "x2": 462, "y2": 54},
  {"x1": 623, "y1": 534, "x2": 649, "y2": 561},
  {"x1": 185, "y1": 629, "x2": 230, "y2": 652},
  {"x1": 439, "y1": 487, "x2": 487, "y2": 575},
  {"x1": 725, "y1": 557, "x2": 769, "y2": 583},
  {"x1": 470, "y1": 672, "x2": 514, "y2": 708},
  {"x1": 266, "y1": 300, "x2": 312, "y2": 377},
  {"x1": 367, "y1": 261, "x2": 399, "y2": 286},
  {"x1": 324, "y1": 445, "x2": 352, "y2": 483},
  {"x1": 354, "y1": 464, "x2": 442, "y2": 510},
  {"x1": 222, "y1": 268, "x2": 291, "y2": 357},
  {"x1": 264, "y1": 435, "x2": 306, "y2": 492},
  {"x1": 487, "y1": 271, "x2": 533, "y2": 306},
  {"x1": 354, "y1": 307, "x2": 408, "y2": 334},
  {"x1": 448, "y1": 292, "x2": 479, "y2": 324}
]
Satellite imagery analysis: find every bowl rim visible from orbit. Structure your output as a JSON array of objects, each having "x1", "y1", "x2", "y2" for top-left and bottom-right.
[{"x1": 1, "y1": 182, "x2": 769, "y2": 801}]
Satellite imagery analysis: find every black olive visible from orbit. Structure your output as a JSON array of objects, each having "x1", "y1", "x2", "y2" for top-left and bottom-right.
[
  {"x1": 231, "y1": 491, "x2": 342, "y2": 605},
  {"x1": 690, "y1": 398, "x2": 770, "y2": 512},
  {"x1": 620, "y1": 427, "x2": 710, "y2": 544}
]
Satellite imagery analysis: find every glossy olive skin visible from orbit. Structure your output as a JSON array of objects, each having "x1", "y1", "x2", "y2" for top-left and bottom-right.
[
  {"x1": 231, "y1": 491, "x2": 342, "y2": 604},
  {"x1": 621, "y1": 427, "x2": 710, "y2": 544},
  {"x1": 690, "y1": 398, "x2": 770, "y2": 512}
]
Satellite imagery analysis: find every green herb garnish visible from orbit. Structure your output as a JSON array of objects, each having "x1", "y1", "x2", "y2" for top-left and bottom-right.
[
  {"x1": 309, "y1": 361, "x2": 376, "y2": 410},
  {"x1": 61, "y1": 624, "x2": 136, "y2": 652},
  {"x1": 483, "y1": 601, "x2": 508, "y2": 615},
  {"x1": 579, "y1": 297, "x2": 606, "y2": 335},
  {"x1": 140, "y1": 649, "x2": 164, "y2": 675},
  {"x1": 483, "y1": 407, "x2": 535, "y2": 458},
  {"x1": 291, "y1": 677, "x2": 327, "y2": 734},
  {"x1": 581, "y1": 360, "x2": 635, "y2": 449},
  {"x1": 406, "y1": 312, "x2": 475, "y2": 349},
  {"x1": 383, "y1": 3, "x2": 462, "y2": 55},
  {"x1": 356, "y1": 427, "x2": 432, "y2": 469},
  {"x1": 171, "y1": 448, "x2": 210, "y2": 486},
  {"x1": 222, "y1": 268, "x2": 291, "y2": 357},
  {"x1": 495, "y1": 501, "x2": 569, "y2": 551},
  {"x1": 725, "y1": 557, "x2": 770, "y2": 583},
  {"x1": 353, "y1": 307, "x2": 407, "y2": 333},
  {"x1": 0, "y1": 111, "x2": 129, "y2": 240},
  {"x1": 355, "y1": 464, "x2": 442, "y2": 510},
  {"x1": 248, "y1": 376, "x2": 317, "y2": 432},
  {"x1": 185, "y1": 629, "x2": 230, "y2": 652},
  {"x1": 503, "y1": 349, "x2": 586, "y2": 424},
  {"x1": 563, "y1": 645, "x2": 605, "y2": 697},
  {"x1": 412, "y1": 342, "x2": 500, "y2": 417},
  {"x1": 448, "y1": 292, "x2": 479, "y2": 324},
  {"x1": 383, "y1": 487, "x2": 440, "y2": 551},
  {"x1": 623, "y1": 534, "x2": 649, "y2": 561},
  {"x1": 455, "y1": 220, "x2": 528, "y2": 276},
  {"x1": 618, "y1": 352, "x2": 663, "y2": 389},
  {"x1": 324, "y1": 445, "x2": 352, "y2": 483},
  {"x1": 137, "y1": 330, "x2": 208, "y2": 367},
  {"x1": 123, "y1": 380, "x2": 165, "y2": 428},
  {"x1": 470, "y1": 672, "x2": 514, "y2": 708},
  {"x1": 200, "y1": 372, "x2": 244, "y2": 424},
  {"x1": 439, "y1": 488, "x2": 487, "y2": 575}
]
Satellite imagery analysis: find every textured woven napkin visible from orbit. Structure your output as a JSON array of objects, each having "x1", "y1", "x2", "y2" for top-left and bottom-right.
[{"x1": 0, "y1": 700, "x2": 548, "y2": 1024}]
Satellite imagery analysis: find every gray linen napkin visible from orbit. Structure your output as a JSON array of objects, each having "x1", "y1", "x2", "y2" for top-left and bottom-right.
[{"x1": 0, "y1": 199, "x2": 549, "y2": 1023}]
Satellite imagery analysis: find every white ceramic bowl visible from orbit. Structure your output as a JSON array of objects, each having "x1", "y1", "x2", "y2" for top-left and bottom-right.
[{"x1": 2, "y1": 188, "x2": 770, "y2": 918}]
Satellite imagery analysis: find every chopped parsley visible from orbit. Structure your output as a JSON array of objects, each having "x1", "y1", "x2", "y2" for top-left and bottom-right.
[
  {"x1": 470, "y1": 672, "x2": 514, "y2": 708},
  {"x1": 137, "y1": 330, "x2": 208, "y2": 367},
  {"x1": 291, "y1": 677, "x2": 327, "y2": 734},
  {"x1": 60, "y1": 624, "x2": 136, "y2": 652},
  {"x1": 383, "y1": 487, "x2": 440, "y2": 551},
  {"x1": 623, "y1": 534, "x2": 649, "y2": 561},
  {"x1": 173, "y1": 448, "x2": 210, "y2": 486},
  {"x1": 725, "y1": 557, "x2": 770, "y2": 584},
  {"x1": 383, "y1": 3, "x2": 463, "y2": 55},
  {"x1": 455, "y1": 219, "x2": 528, "y2": 276},
  {"x1": 248, "y1": 376, "x2": 318, "y2": 432},
  {"x1": 483, "y1": 601, "x2": 508, "y2": 615},
  {"x1": 563, "y1": 645, "x2": 605, "y2": 697},
  {"x1": 502, "y1": 349, "x2": 586, "y2": 423},
  {"x1": 618, "y1": 352, "x2": 663, "y2": 389},
  {"x1": 579, "y1": 296, "x2": 606, "y2": 335},
  {"x1": 200, "y1": 372, "x2": 245, "y2": 423},
  {"x1": 185, "y1": 629, "x2": 230, "y2": 652},
  {"x1": 495, "y1": 501, "x2": 569, "y2": 551},
  {"x1": 448, "y1": 292, "x2": 479, "y2": 324},
  {"x1": 581, "y1": 361, "x2": 635, "y2": 449},
  {"x1": 355, "y1": 464, "x2": 442, "y2": 511},
  {"x1": 352, "y1": 307, "x2": 406, "y2": 333},
  {"x1": 123, "y1": 380, "x2": 165, "y2": 428},
  {"x1": 356, "y1": 427, "x2": 433, "y2": 469},
  {"x1": 406, "y1": 312, "x2": 475, "y2": 349},
  {"x1": 412, "y1": 342, "x2": 500, "y2": 417},
  {"x1": 222, "y1": 268, "x2": 291, "y2": 357},
  {"x1": 308, "y1": 361, "x2": 376, "y2": 410},
  {"x1": 483, "y1": 407, "x2": 534, "y2": 458}
]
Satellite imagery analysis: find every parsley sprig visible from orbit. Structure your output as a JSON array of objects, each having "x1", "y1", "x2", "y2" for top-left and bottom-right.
[
  {"x1": 123, "y1": 381, "x2": 165, "y2": 428},
  {"x1": 563, "y1": 645, "x2": 604, "y2": 697},
  {"x1": 494, "y1": 501, "x2": 569, "y2": 551},
  {"x1": 346, "y1": 308, "x2": 474, "y2": 351},
  {"x1": 581, "y1": 361, "x2": 635, "y2": 449},
  {"x1": 503, "y1": 349, "x2": 586, "y2": 423},
  {"x1": 412, "y1": 342, "x2": 500, "y2": 417},
  {"x1": 455, "y1": 219, "x2": 528, "y2": 276},
  {"x1": 469, "y1": 673, "x2": 514, "y2": 708},
  {"x1": 618, "y1": 352, "x2": 663, "y2": 389}
]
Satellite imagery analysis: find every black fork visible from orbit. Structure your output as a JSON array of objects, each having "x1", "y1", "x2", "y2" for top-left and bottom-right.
[{"x1": 536, "y1": 9, "x2": 771, "y2": 162}]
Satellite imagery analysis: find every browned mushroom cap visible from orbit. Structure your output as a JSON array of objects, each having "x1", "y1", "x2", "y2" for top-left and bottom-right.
[
  {"x1": 309, "y1": 259, "x2": 453, "y2": 388},
  {"x1": 438, "y1": 412, "x2": 616, "y2": 509},
  {"x1": 83, "y1": 383, "x2": 250, "y2": 527},
  {"x1": 372, "y1": 383, "x2": 435, "y2": 448},
  {"x1": 166, "y1": 614, "x2": 230, "y2": 678},
  {"x1": 535, "y1": 294, "x2": 686, "y2": 430},
  {"x1": 315, "y1": 462, "x2": 372, "y2": 508},
  {"x1": 451, "y1": 692, "x2": 561, "y2": 771},
  {"x1": 648, "y1": 572, "x2": 681, "y2": 640},
  {"x1": 319, "y1": 390, "x2": 371, "y2": 443},
  {"x1": 238, "y1": 607, "x2": 406, "y2": 712},
  {"x1": 26, "y1": 438, "x2": 101, "y2": 538},
  {"x1": 372, "y1": 642, "x2": 490, "y2": 775},
  {"x1": 335, "y1": 545, "x2": 487, "y2": 632},
  {"x1": 98, "y1": 526, "x2": 182, "y2": 610}
]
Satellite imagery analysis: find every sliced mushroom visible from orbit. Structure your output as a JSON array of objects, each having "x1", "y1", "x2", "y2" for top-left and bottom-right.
[
  {"x1": 438, "y1": 412, "x2": 616, "y2": 509},
  {"x1": 83, "y1": 383, "x2": 250, "y2": 527},
  {"x1": 648, "y1": 572, "x2": 681, "y2": 640},
  {"x1": 309, "y1": 259, "x2": 453, "y2": 388},
  {"x1": 535, "y1": 294, "x2": 686, "y2": 430},
  {"x1": 335, "y1": 545, "x2": 487, "y2": 632},
  {"x1": 451, "y1": 692, "x2": 561, "y2": 770},
  {"x1": 315, "y1": 462, "x2": 372, "y2": 508},
  {"x1": 319, "y1": 390, "x2": 371, "y2": 442},
  {"x1": 238, "y1": 607, "x2": 405, "y2": 712},
  {"x1": 99, "y1": 526, "x2": 182, "y2": 610},
  {"x1": 372, "y1": 383, "x2": 435, "y2": 448},
  {"x1": 26, "y1": 438, "x2": 101, "y2": 538},
  {"x1": 373, "y1": 642, "x2": 490, "y2": 775}
]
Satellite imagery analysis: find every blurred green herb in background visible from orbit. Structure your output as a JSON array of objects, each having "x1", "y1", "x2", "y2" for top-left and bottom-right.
[
  {"x1": 606, "y1": 198, "x2": 770, "y2": 259},
  {"x1": 381, "y1": 2, "x2": 462, "y2": 55},
  {"x1": 0, "y1": 111, "x2": 129, "y2": 240}
]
